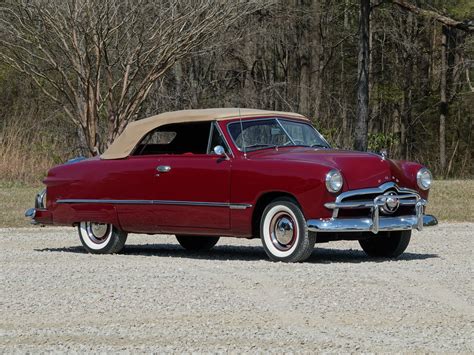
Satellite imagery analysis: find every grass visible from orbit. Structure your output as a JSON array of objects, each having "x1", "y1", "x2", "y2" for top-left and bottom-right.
[
  {"x1": 0, "y1": 185, "x2": 42, "y2": 228},
  {"x1": 426, "y1": 180, "x2": 473, "y2": 223},
  {"x1": 0, "y1": 181, "x2": 472, "y2": 228},
  {"x1": 0, "y1": 112, "x2": 70, "y2": 185}
]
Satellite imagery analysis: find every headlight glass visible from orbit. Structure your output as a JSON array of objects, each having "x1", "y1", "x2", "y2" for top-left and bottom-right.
[
  {"x1": 417, "y1": 168, "x2": 432, "y2": 190},
  {"x1": 325, "y1": 169, "x2": 343, "y2": 193}
]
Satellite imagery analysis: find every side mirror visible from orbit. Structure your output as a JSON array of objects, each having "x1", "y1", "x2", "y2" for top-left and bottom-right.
[{"x1": 213, "y1": 145, "x2": 229, "y2": 159}]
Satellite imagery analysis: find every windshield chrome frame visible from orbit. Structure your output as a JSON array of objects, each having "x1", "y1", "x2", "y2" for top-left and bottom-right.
[
  {"x1": 275, "y1": 118, "x2": 295, "y2": 145},
  {"x1": 226, "y1": 117, "x2": 331, "y2": 152},
  {"x1": 277, "y1": 118, "x2": 331, "y2": 148}
]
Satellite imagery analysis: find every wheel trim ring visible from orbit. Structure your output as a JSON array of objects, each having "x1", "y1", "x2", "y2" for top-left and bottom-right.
[{"x1": 269, "y1": 211, "x2": 297, "y2": 251}]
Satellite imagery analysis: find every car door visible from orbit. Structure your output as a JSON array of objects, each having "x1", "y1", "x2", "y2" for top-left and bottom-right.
[
  {"x1": 116, "y1": 121, "x2": 231, "y2": 233},
  {"x1": 154, "y1": 121, "x2": 232, "y2": 231},
  {"x1": 154, "y1": 153, "x2": 231, "y2": 230}
]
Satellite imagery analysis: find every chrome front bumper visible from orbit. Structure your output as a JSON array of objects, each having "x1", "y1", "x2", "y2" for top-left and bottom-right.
[
  {"x1": 24, "y1": 189, "x2": 47, "y2": 225},
  {"x1": 307, "y1": 182, "x2": 438, "y2": 234},
  {"x1": 25, "y1": 207, "x2": 40, "y2": 225},
  {"x1": 307, "y1": 214, "x2": 438, "y2": 233}
]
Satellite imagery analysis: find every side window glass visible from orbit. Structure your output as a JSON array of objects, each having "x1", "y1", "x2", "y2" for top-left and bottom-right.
[
  {"x1": 208, "y1": 123, "x2": 227, "y2": 154},
  {"x1": 146, "y1": 131, "x2": 176, "y2": 145}
]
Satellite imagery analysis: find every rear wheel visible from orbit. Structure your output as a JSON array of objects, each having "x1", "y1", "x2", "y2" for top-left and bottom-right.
[
  {"x1": 176, "y1": 235, "x2": 219, "y2": 251},
  {"x1": 359, "y1": 230, "x2": 411, "y2": 258},
  {"x1": 78, "y1": 222, "x2": 127, "y2": 254},
  {"x1": 260, "y1": 198, "x2": 316, "y2": 262}
]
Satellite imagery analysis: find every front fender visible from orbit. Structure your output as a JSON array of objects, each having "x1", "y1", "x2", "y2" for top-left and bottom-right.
[
  {"x1": 388, "y1": 160, "x2": 430, "y2": 200},
  {"x1": 231, "y1": 159, "x2": 334, "y2": 220}
]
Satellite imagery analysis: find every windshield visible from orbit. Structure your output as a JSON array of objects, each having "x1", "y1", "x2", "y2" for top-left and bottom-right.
[{"x1": 228, "y1": 118, "x2": 329, "y2": 151}]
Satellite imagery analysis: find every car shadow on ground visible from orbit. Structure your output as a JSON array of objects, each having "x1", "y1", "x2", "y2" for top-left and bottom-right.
[{"x1": 35, "y1": 243, "x2": 439, "y2": 264}]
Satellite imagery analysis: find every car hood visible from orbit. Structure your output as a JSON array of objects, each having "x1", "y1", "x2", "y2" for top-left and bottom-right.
[{"x1": 250, "y1": 147, "x2": 395, "y2": 190}]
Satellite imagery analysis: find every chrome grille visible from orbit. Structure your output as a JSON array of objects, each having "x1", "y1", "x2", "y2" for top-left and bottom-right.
[{"x1": 324, "y1": 182, "x2": 426, "y2": 233}]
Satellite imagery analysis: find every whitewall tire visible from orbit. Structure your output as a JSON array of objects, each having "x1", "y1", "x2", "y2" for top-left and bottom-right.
[
  {"x1": 260, "y1": 198, "x2": 316, "y2": 262},
  {"x1": 78, "y1": 222, "x2": 127, "y2": 254}
]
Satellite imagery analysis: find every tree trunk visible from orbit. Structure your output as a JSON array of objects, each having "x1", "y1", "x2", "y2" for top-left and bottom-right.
[
  {"x1": 341, "y1": 0, "x2": 350, "y2": 148},
  {"x1": 439, "y1": 25, "x2": 448, "y2": 174},
  {"x1": 354, "y1": 0, "x2": 370, "y2": 151}
]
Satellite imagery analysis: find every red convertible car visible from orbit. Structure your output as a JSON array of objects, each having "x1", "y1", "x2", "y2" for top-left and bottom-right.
[{"x1": 26, "y1": 108, "x2": 437, "y2": 262}]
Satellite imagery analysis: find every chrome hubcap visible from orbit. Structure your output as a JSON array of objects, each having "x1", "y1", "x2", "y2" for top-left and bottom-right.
[
  {"x1": 269, "y1": 212, "x2": 296, "y2": 251},
  {"x1": 87, "y1": 222, "x2": 110, "y2": 244},
  {"x1": 275, "y1": 217, "x2": 294, "y2": 244}
]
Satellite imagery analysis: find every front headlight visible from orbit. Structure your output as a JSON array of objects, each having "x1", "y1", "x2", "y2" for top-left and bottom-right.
[
  {"x1": 325, "y1": 169, "x2": 343, "y2": 193},
  {"x1": 417, "y1": 168, "x2": 432, "y2": 190}
]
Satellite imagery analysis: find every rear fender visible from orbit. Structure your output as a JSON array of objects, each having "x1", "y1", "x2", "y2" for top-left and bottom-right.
[{"x1": 52, "y1": 203, "x2": 121, "y2": 227}]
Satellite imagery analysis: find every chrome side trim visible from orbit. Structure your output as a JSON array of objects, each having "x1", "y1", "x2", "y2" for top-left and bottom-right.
[
  {"x1": 307, "y1": 214, "x2": 438, "y2": 233},
  {"x1": 56, "y1": 199, "x2": 252, "y2": 209},
  {"x1": 229, "y1": 204, "x2": 250, "y2": 210}
]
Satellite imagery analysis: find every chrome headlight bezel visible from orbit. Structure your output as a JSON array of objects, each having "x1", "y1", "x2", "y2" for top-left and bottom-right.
[
  {"x1": 325, "y1": 169, "x2": 343, "y2": 193},
  {"x1": 416, "y1": 168, "x2": 432, "y2": 191}
]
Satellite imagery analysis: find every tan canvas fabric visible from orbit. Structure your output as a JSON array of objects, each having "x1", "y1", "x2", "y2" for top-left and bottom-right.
[{"x1": 101, "y1": 108, "x2": 308, "y2": 159}]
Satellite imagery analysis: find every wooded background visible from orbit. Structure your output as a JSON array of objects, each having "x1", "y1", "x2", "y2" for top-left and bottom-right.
[{"x1": 0, "y1": 0, "x2": 472, "y2": 183}]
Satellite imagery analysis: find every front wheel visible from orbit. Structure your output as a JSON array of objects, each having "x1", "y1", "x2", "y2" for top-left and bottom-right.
[
  {"x1": 260, "y1": 198, "x2": 316, "y2": 262},
  {"x1": 176, "y1": 235, "x2": 219, "y2": 251},
  {"x1": 78, "y1": 222, "x2": 127, "y2": 254},
  {"x1": 359, "y1": 230, "x2": 411, "y2": 258}
]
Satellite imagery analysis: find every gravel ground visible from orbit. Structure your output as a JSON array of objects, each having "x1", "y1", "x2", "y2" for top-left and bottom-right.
[{"x1": 0, "y1": 223, "x2": 472, "y2": 353}]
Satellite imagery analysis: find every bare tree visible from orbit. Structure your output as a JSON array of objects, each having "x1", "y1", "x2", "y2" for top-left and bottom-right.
[
  {"x1": 391, "y1": 0, "x2": 474, "y2": 32},
  {"x1": 354, "y1": 0, "x2": 370, "y2": 151},
  {"x1": 0, "y1": 0, "x2": 263, "y2": 155},
  {"x1": 390, "y1": 0, "x2": 473, "y2": 174}
]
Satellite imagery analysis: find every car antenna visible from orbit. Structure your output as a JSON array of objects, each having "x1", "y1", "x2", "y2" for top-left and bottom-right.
[{"x1": 239, "y1": 107, "x2": 247, "y2": 158}]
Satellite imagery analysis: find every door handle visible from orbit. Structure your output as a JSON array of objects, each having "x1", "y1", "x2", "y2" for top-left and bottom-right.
[{"x1": 156, "y1": 165, "x2": 171, "y2": 173}]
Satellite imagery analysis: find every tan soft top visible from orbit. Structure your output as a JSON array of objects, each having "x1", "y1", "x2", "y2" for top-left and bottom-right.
[{"x1": 101, "y1": 108, "x2": 308, "y2": 159}]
